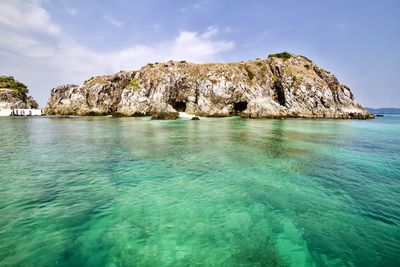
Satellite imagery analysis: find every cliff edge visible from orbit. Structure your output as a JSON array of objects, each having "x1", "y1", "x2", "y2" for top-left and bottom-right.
[{"x1": 45, "y1": 53, "x2": 371, "y2": 119}]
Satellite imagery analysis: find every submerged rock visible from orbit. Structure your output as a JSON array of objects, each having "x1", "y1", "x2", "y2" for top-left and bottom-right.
[
  {"x1": 45, "y1": 53, "x2": 372, "y2": 119},
  {"x1": 191, "y1": 116, "x2": 200, "y2": 120}
]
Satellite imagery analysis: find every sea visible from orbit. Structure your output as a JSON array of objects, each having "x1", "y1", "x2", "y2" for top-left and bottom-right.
[{"x1": 0, "y1": 115, "x2": 399, "y2": 266}]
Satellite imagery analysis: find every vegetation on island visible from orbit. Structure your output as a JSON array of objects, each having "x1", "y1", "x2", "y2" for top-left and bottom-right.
[
  {"x1": 0, "y1": 76, "x2": 28, "y2": 98},
  {"x1": 245, "y1": 66, "x2": 255, "y2": 80},
  {"x1": 268, "y1": 52, "x2": 293, "y2": 60},
  {"x1": 125, "y1": 78, "x2": 140, "y2": 91},
  {"x1": 268, "y1": 52, "x2": 313, "y2": 64},
  {"x1": 256, "y1": 61, "x2": 263, "y2": 67},
  {"x1": 299, "y1": 55, "x2": 312, "y2": 63}
]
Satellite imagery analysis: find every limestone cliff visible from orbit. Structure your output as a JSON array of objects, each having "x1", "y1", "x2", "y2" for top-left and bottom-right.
[
  {"x1": 0, "y1": 76, "x2": 38, "y2": 109},
  {"x1": 44, "y1": 53, "x2": 371, "y2": 119}
]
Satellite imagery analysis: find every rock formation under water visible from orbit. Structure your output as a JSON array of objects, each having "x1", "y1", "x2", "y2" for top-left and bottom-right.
[{"x1": 44, "y1": 52, "x2": 372, "y2": 119}]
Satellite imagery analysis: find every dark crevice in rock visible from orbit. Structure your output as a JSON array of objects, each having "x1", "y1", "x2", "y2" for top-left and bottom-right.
[
  {"x1": 85, "y1": 92, "x2": 91, "y2": 107},
  {"x1": 195, "y1": 86, "x2": 199, "y2": 104},
  {"x1": 146, "y1": 83, "x2": 153, "y2": 98},
  {"x1": 274, "y1": 66, "x2": 281, "y2": 76},
  {"x1": 233, "y1": 101, "x2": 248, "y2": 113},
  {"x1": 167, "y1": 78, "x2": 190, "y2": 111},
  {"x1": 268, "y1": 61, "x2": 286, "y2": 107},
  {"x1": 320, "y1": 98, "x2": 326, "y2": 107},
  {"x1": 170, "y1": 101, "x2": 186, "y2": 112},
  {"x1": 273, "y1": 80, "x2": 286, "y2": 106}
]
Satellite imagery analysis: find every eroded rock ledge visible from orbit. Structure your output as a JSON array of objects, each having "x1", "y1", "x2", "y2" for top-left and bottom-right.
[{"x1": 44, "y1": 53, "x2": 372, "y2": 119}]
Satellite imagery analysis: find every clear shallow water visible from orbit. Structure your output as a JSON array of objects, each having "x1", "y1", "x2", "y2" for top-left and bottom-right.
[{"x1": 0, "y1": 115, "x2": 399, "y2": 267}]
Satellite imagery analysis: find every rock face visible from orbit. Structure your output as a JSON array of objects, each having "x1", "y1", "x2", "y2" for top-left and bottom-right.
[
  {"x1": 0, "y1": 76, "x2": 38, "y2": 109},
  {"x1": 45, "y1": 53, "x2": 372, "y2": 119}
]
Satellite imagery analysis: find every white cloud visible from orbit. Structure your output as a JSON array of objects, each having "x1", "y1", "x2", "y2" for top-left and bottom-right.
[
  {"x1": 202, "y1": 26, "x2": 219, "y2": 38},
  {"x1": 169, "y1": 29, "x2": 234, "y2": 61},
  {"x1": 104, "y1": 15, "x2": 124, "y2": 27},
  {"x1": 0, "y1": 0, "x2": 235, "y2": 106},
  {"x1": 0, "y1": 0, "x2": 60, "y2": 35}
]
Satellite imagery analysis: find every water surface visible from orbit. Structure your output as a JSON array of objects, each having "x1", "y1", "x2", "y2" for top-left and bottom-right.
[{"x1": 0, "y1": 115, "x2": 399, "y2": 266}]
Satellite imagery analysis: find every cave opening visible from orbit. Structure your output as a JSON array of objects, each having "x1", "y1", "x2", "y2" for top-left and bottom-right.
[
  {"x1": 273, "y1": 81, "x2": 286, "y2": 106},
  {"x1": 171, "y1": 101, "x2": 187, "y2": 112},
  {"x1": 233, "y1": 101, "x2": 248, "y2": 113}
]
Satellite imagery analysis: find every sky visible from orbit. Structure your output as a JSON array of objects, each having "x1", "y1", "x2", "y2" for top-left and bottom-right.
[{"x1": 0, "y1": 0, "x2": 399, "y2": 108}]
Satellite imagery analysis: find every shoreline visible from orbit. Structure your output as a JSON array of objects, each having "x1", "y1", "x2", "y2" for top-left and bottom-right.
[{"x1": 11, "y1": 114, "x2": 376, "y2": 120}]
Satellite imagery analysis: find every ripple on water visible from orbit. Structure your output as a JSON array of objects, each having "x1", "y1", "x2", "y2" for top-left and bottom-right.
[{"x1": 0, "y1": 116, "x2": 399, "y2": 266}]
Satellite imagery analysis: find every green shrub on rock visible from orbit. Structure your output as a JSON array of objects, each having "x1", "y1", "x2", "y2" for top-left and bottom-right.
[
  {"x1": 0, "y1": 76, "x2": 28, "y2": 97},
  {"x1": 125, "y1": 79, "x2": 140, "y2": 91},
  {"x1": 268, "y1": 52, "x2": 293, "y2": 60},
  {"x1": 245, "y1": 66, "x2": 255, "y2": 80}
]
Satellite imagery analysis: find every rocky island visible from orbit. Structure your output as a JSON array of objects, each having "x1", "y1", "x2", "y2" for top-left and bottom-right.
[
  {"x1": 45, "y1": 52, "x2": 372, "y2": 119},
  {"x1": 0, "y1": 76, "x2": 38, "y2": 110}
]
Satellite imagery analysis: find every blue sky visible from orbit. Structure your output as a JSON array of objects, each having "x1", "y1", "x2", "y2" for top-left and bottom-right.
[{"x1": 1, "y1": 0, "x2": 399, "y2": 107}]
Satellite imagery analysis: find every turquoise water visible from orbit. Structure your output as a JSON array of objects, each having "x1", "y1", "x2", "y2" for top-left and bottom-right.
[{"x1": 0, "y1": 115, "x2": 399, "y2": 267}]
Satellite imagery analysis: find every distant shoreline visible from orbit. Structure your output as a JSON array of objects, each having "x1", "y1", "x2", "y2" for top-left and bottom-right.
[{"x1": 367, "y1": 108, "x2": 400, "y2": 114}]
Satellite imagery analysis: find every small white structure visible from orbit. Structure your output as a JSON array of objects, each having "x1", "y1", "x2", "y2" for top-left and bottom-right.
[{"x1": 0, "y1": 108, "x2": 42, "y2": 116}]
